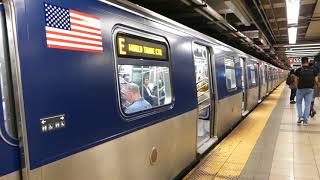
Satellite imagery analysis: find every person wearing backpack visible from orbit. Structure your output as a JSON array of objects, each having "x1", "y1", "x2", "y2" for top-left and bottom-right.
[
  {"x1": 294, "y1": 57, "x2": 319, "y2": 125},
  {"x1": 286, "y1": 69, "x2": 296, "y2": 104}
]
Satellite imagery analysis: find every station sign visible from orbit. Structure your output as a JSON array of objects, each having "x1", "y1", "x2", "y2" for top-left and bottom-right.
[
  {"x1": 288, "y1": 57, "x2": 301, "y2": 63},
  {"x1": 116, "y1": 33, "x2": 168, "y2": 61}
]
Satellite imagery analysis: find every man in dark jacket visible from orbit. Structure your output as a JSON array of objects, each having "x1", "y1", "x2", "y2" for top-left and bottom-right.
[
  {"x1": 288, "y1": 69, "x2": 296, "y2": 104},
  {"x1": 294, "y1": 57, "x2": 318, "y2": 125},
  {"x1": 142, "y1": 76, "x2": 157, "y2": 106}
]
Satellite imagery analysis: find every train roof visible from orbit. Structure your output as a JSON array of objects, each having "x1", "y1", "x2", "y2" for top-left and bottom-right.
[{"x1": 99, "y1": 0, "x2": 280, "y2": 67}]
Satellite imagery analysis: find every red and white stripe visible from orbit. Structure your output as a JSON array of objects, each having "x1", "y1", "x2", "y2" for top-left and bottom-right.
[{"x1": 46, "y1": 10, "x2": 103, "y2": 53}]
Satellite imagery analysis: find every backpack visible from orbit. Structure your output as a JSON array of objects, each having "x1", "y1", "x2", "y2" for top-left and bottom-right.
[
  {"x1": 298, "y1": 67, "x2": 315, "y2": 88},
  {"x1": 286, "y1": 74, "x2": 293, "y2": 85},
  {"x1": 314, "y1": 60, "x2": 320, "y2": 74}
]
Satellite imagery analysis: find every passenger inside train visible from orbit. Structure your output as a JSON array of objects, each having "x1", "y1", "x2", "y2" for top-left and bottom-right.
[
  {"x1": 123, "y1": 83, "x2": 152, "y2": 114},
  {"x1": 118, "y1": 65, "x2": 172, "y2": 114},
  {"x1": 142, "y1": 75, "x2": 157, "y2": 106}
]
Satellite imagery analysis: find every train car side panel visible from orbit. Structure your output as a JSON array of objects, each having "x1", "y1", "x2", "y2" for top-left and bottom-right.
[
  {"x1": 7, "y1": 0, "x2": 198, "y2": 179},
  {"x1": 214, "y1": 50, "x2": 242, "y2": 138}
]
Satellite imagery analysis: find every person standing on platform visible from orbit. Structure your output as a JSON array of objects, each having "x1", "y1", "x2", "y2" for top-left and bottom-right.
[
  {"x1": 308, "y1": 60, "x2": 319, "y2": 117},
  {"x1": 294, "y1": 57, "x2": 318, "y2": 125},
  {"x1": 286, "y1": 69, "x2": 296, "y2": 104}
]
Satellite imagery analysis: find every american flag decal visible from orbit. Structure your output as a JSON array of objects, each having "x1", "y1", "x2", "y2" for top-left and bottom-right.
[{"x1": 44, "y1": 3, "x2": 103, "y2": 53}]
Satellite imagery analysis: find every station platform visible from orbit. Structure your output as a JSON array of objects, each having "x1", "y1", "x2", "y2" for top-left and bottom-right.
[{"x1": 184, "y1": 83, "x2": 320, "y2": 180}]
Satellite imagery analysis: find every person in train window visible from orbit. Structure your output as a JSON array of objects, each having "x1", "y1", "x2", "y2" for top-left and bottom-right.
[
  {"x1": 124, "y1": 83, "x2": 152, "y2": 114},
  {"x1": 142, "y1": 76, "x2": 157, "y2": 106},
  {"x1": 294, "y1": 57, "x2": 318, "y2": 125}
]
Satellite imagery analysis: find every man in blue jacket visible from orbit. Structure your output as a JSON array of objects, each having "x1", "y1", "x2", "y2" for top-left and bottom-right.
[{"x1": 124, "y1": 83, "x2": 152, "y2": 114}]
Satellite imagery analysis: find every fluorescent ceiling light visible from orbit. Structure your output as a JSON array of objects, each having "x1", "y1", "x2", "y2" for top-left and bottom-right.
[
  {"x1": 286, "y1": 50, "x2": 320, "y2": 52},
  {"x1": 275, "y1": 43, "x2": 320, "y2": 47},
  {"x1": 286, "y1": 0, "x2": 300, "y2": 25},
  {"x1": 286, "y1": 53, "x2": 318, "y2": 56},
  {"x1": 288, "y1": 27, "x2": 297, "y2": 44},
  {"x1": 286, "y1": 54, "x2": 317, "y2": 57},
  {"x1": 285, "y1": 51, "x2": 317, "y2": 54},
  {"x1": 286, "y1": 54, "x2": 317, "y2": 56},
  {"x1": 291, "y1": 47, "x2": 320, "y2": 50},
  {"x1": 287, "y1": 55, "x2": 312, "y2": 57},
  {"x1": 286, "y1": 51, "x2": 317, "y2": 53}
]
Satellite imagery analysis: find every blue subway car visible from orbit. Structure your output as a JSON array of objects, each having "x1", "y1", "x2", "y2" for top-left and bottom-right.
[{"x1": 0, "y1": 0, "x2": 286, "y2": 179}]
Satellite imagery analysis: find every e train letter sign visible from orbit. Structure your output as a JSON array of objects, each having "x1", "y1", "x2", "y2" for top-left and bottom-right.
[{"x1": 116, "y1": 33, "x2": 168, "y2": 61}]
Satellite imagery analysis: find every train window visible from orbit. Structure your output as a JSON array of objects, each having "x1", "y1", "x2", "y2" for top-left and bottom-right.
[
  {"x1": 0, "y1": 10, "x2": 17, "y2": 140},
  {"x1": 193, "y1": 44, "x2": 210, "y2": 93},
  {"x1": 249, "y1": 64, "x2": 256, "y2": 85},
  {"x1": 118, "y1": 65, "x2": 172, "y2": 114},
  {"x1": 224, "y1": 58, "x2": 237, "y2": 90},
  {"x1": 0, "y1": 62, "x2": 16, "y2": 139},
  {"x1": 261, "y1": 66, "x2": 266, "y2": 84}
]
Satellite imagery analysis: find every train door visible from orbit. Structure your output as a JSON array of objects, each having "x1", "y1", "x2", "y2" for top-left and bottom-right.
[
  {"x1": 258, "y1": 63, "x2": 262, "y2": 102},
  {"x1": 192, "y1": 43, "x2": 215, "y2": 153},
  {"x1": 0, "y1": 3, "x2": 21, "y2": 179},
  {"x1": 240, "y1": 57, "x2": 248, "y2": 115},
  {"x1": 265, "y1": 65, "x2": 269, "y2": 93}
]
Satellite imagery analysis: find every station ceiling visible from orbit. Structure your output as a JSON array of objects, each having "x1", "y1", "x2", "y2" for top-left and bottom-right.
[{"x1": 126, "y1": 0, "x2": 320, "y2": 69}]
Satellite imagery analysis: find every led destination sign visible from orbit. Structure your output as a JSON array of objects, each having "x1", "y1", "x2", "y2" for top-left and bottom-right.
[{"x1": 116, "y1": 34, "x2": 168, "y2": 60}]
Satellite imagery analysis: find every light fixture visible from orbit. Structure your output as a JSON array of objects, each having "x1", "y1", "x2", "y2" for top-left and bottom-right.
[
  {"x1": 286, "y1": 53, "x2": 316, "y2": 56},
  {"x1": 285, "y1": 51, "x2": 317, "y2": 53},
  {"x1": 286, "y1": 50, "x2": 320, "y2": 53},
  {"x1": 286, "y1": 0, "x2": 300, "y2": 25},
  {"x1": 274, "y1": 43, "x2": 320, "y2": 47},
  {"x1": 285, "y1": 51, "x2": 317, "y2": 54},
  {"x1": 288, "y1": 27, "x2": 297, "y2": 44},
  {"x1": 291, "y1": 47, "x2": 320, "y2": 50}
]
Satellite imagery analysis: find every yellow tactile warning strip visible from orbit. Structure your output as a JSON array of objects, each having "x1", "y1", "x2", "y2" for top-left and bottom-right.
[{"x1": 184, "y1": 83, "x2": 285, "y2": 180}]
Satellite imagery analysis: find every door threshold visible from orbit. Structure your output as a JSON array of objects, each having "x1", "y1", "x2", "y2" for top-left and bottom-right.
[
  {"x1": 242, "y1": 110, "x2": 249, "y2": 116},
  {"x1": 197, "y1": 137, "x2": 218, "y2": 155}
]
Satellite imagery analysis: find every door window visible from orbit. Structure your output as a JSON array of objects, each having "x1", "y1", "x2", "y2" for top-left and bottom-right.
[
  {"x1": 0, "y1": 10, "x2": 17, "y2": 140},
  {"x1": 224, "y1": 58, "x2": 237, "y2": 90},
  {"x1": 249, "y1": 63, "x2": 257, "y2": 86},
  {"x1": 261, "y1": 65, "x2": 266, "y2": 84}
]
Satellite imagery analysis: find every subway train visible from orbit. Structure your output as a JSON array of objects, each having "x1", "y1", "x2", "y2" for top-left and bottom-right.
[{"x1": 0, "y1": 0, "x2": 287, "y2": 179}]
